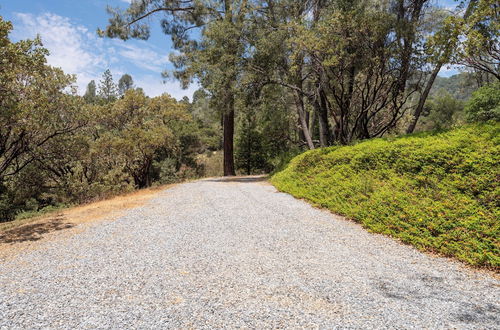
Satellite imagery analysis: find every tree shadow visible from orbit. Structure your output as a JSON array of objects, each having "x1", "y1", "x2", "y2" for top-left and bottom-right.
[
  {"x1": 204, "y1": 175, "x2": 269, "y2": 183},
  {"x1": 0, "y1": 215, "x2": 75, "y2": 244}
]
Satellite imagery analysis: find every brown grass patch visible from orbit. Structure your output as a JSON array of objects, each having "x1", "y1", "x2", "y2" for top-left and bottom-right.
[{"x1": 0, "y1": 184, "x2": 173, "y2": 257}]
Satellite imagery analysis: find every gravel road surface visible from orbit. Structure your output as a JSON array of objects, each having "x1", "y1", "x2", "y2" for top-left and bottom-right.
[{"x1": 1, "y1": 176, "x2": 499, "y2": 329}]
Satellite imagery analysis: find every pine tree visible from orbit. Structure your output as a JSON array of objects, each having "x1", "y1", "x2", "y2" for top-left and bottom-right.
[{"x1": 98, "y1": 69, "x2": 118, "y2": 103}]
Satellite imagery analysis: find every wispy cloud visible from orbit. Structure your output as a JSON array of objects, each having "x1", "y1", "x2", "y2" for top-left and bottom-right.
[
  {"x1": 11, "y1": 12, "x2": 193, "y2": 99},
  {"x1": 134, "y1": 74, "x2": 199, "y2": 100},
  {"x1": 117, "y1": 42, "x2": 170, "y2": 72},
  {"x1": 13, "y1": 12, "x2": 107, "y2": 90}
]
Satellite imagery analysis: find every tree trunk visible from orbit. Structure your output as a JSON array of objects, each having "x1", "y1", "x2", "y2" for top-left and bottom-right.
[
  {"x1": 317, "y1": 89, "x2": 332, "y2": 147},
  {"x1": 223, "y1": 110, "x2": 236, "y2": 176},
  {"x1": 294, "y1": 91, "x2": 315, "y2": 149},
  {"x1": 407, "y1": 63, "x2": 442, "y2": 134},
  {"x1": 309, "y1": 107, "x2": 316, "y2": 142}
]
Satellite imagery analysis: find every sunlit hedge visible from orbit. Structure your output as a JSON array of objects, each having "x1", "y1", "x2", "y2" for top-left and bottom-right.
[{"x1": 272, "y1": 124, "x2": 499, "y2": 269}]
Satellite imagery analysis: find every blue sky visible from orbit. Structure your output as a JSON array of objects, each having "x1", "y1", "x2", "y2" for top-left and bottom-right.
[
  {"x1": 1, "y1": 0, "x2": 198, "y2": 99},
  {"x1": 1, "y1": 0, "x2": 460, "y2": 100}
]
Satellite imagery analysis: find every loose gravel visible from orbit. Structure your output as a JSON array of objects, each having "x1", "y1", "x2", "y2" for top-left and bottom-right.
[{"x1": 0, "y1": 176, "x2": 499, "y2": 329}]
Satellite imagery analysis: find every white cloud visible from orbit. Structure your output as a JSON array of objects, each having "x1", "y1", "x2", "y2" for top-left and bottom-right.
[
  {"x1": 117, "y1": 42, "x2": 170, "y2": 72},
  {"x1": 438, "y1": 65, "x2": 461, "y2": 77},
  {"x1": 13, "y1": 12, "x2": 108, "y2": 92},
  {"x1": 134, "y1": 75, "x2": 199, "y2": 100},
  {"x1": 11, "y1": 12, "x2": 194, "y2": 100}
]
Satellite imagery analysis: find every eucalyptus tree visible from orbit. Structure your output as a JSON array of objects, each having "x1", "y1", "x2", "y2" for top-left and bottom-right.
[{"x1": 99, "y1": 0, "x2": 254, "y2": 176}]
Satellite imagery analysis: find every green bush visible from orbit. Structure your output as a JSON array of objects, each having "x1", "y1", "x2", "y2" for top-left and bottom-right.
[
  {"x1": 465, "y1": 82, "x2": 500, "y2": 122},
  {"x1": 271, "y1": 124, "x2": 500, "y2": 269}
]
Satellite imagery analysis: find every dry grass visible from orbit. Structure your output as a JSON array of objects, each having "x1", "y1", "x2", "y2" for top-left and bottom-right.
[{"x1": 0, "y1": 185, "x2": 172, "y2": 255}]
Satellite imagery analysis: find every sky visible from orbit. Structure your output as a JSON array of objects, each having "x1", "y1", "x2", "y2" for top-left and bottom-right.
[{"x1": 1, "y1": 0, "x2": 460, "y2": 100}]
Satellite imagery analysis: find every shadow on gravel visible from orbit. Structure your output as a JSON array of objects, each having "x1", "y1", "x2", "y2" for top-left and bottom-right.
[
  {"x1": 0, "y1": 215, "x2": 75, "y2": 244},
  {"x1": 205, "y1": 175, "x2": 268, "y2": 183},
  {"x1": 375, "y1": 278, "x2": 500, "y2": 325}
]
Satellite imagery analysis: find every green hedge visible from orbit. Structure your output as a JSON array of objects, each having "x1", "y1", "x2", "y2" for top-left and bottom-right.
[{"x1": 271, "y1": 124, "x2": 500, "y2": 269}]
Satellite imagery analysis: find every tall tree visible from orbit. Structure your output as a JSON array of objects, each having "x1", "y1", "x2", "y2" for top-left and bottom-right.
[
  {"x1": 99, "y1": 0, "x2": 253, "y2": 176},
  {"x1": 407, "y1": 0, "x2": 480, "y2": 133},
  {"x1": 98, "y1": 69, "x2": 118, "y2": 103},
  {"x1": 453, "y1": 0, "x2": 499, "y2": 80},
  {"x1": 84, "y1": 80, "x2": 97, "y2": 104},
  {"x1": 283, "y1": 0, "x2": 431, "y2": 143},
  {"x1": 118, "y1": 73, "x2": 134, "y2": 96}
]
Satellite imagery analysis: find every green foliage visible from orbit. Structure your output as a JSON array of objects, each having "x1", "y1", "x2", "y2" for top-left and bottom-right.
[
  {"x1": 272, "y1": 124, "x2": 500, "y2": 269},
  {"x1": 0, "y1": 15, "x2": 84, "y2": 194},
  {"x1": 417, "y1": 90, "x2": 465, "y2": 131},
  {"x1": 431, "y1": 0, "x2": 500, "y2": 79},
  {"x1": 0, "y1": 16, "x2": 212, "y2": 222},
  {"x1": 98, "y1": 69, "x2": 118, "y2": 103},
  {"x1": 196, "y1": 151, "x2": 223, "y2": 178},
  {"x1": 84, "y1": 80, "x2": 97, "y2": 104},
  {"x1": 430, "y1": 73, "x2": 481, "y2": 101},
  {"x1": 465, "y1": 82, "x2": 500, "y2": 122},
  {"x1": 235, "y1": 112, "x2": 269, "y2": 175},
  {"x1": 189, "y1": 89, "x2": 222, "y2": 151},
  {"x1": 118, "y1": 73, "x2": 134, "y2": 96}
]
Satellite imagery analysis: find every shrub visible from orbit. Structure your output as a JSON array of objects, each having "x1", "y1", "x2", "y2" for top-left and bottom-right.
[
  {"x1": 465, "y1": 82, "x2": 500, "y2": 122},
  {"x1": 271, "y1": 123, "x2": 500, "y2": 269}
]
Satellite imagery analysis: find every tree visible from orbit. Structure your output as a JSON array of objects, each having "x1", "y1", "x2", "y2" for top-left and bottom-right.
[
  {"x1": 407, "y1": 0, "x2": 481, "y2": 133},
  {"x1": 99, "y1": 0, "x2": 254, "y2": 176},
  {"x1": 242, "y1": 0, "x2": 316, "y2": 149},
  {"x1": 84, "y1": 80, "x2": 97, "y2": 104},
  {"x1": 286, "y1": 0, "x2": 431, "y2": 143},
  {"x1": 0, "y1": 16, "x2": 84, "y2": 182},
  {"x1": 465, "y1": 82, "x2": 500, "y2": 122},
  {"x1": 0, "y1": 16, "x2": 216, "y2": 221},
  {"x1": 452, "y1": 0, "x2": 499, "y2": 80},
  {"x1": 416, "y1": 90, "x2": 465, "y2": 131},
  {"x1": 98, "y1": 69, "x2": 118, "y2": 102},
  {"x1": 235, "y1": 109, "x2": 268, "y2": 175},
  {"x1": 118, "y1": 73, "x2": 134, "y2": 96}
]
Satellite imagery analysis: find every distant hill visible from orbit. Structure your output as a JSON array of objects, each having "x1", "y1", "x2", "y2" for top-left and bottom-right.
[{"x1": 430, "y1": 72, "x2": 481, "y2": 100}]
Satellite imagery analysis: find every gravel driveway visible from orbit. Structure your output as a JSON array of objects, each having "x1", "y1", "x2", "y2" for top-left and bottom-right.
[{"x1": 1, "y1": 176, "x2": 499, "y2": 329}]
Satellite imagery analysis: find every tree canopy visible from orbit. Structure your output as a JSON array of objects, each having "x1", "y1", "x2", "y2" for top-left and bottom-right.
[{"x1": 1, "y1": 0, "x2": 498, "y2": 221}]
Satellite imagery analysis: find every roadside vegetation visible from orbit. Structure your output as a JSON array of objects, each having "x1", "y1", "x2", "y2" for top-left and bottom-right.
[
  {"x1": 272, "y1": 82, "x2": 499, "y2": 270},
  {"x1": 0, "y1": 18, "x2": 222, "y2": 223},
  {"x1": 272, "y1": 123, "x2": 499, "y2": 268},
  {"x1": 1, "y1": 0, "x2": 499, "y2": 255}
]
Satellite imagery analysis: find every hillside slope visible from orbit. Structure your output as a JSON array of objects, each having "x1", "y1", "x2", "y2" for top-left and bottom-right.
[{"x1": 271, "y1": 124, "x2": 499, "y2": 269}]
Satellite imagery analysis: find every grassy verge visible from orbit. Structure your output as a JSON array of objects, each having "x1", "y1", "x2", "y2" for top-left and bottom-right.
[{"x1": 271, "y1": 123, "x2": 499, "y2": 270}]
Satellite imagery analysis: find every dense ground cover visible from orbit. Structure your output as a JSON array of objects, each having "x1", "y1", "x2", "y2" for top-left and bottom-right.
[{"x1": 271, "y1": 124, "x2": 499, "y2": 269}]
